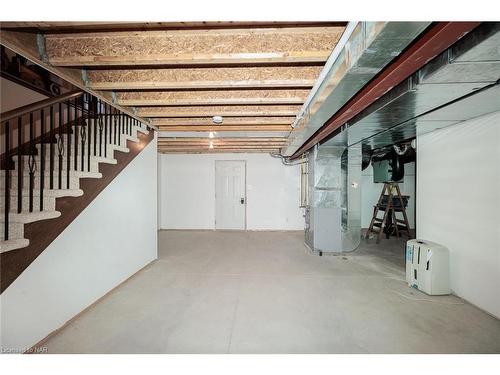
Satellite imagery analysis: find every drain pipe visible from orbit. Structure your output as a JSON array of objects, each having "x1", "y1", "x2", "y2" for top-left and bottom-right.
[{"x1": 269, "y1": 152, "x2": 307, "y2": 166}]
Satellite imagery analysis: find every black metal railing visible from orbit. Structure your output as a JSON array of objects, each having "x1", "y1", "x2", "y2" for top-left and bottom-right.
[{"x1": 1, "y1": 91, "x2": 149, "y2": 242}]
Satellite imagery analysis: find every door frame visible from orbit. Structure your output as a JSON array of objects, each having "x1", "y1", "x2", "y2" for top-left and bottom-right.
[{"x1": 214, "y1": 160, "x2": 247, "y2": 230}]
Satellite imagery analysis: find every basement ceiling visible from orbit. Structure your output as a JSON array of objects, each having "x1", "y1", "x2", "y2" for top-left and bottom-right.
[{"x1": 0, "y1": 22, "x2": 347, "y2": 153}]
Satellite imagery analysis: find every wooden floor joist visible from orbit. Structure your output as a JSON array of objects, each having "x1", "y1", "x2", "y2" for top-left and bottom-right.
[
  {"x1": 87, "y1": 66, "x2": 321, "y2": 90},
  {"x1": 158, "y1": 137, "x2": 287, "y2": 144},
  {"x1": 116, "y1": 89, "x2": 310, "y2": 106},
  {"x1": 1, "y1": 21, "x2": 349, "y2": 152},
  {"x1": 137, "y1": 105, "x2": 301, "y2": 118},
  {"x1": 0, "y1": 21, "x2": 346, "y2": 32},
  {"x1": 159, "y1": 144, "x2": 282, "y2": 149},
  {"x1": 151, "y1": 116, "x2": 295, "y2": 127},
  {"x1": 43, "y1": 27, "x2": 345, "y2": 66},
  {"x1": 159, "y1": 146, "x2": 285, "y2": 151},
  {"x1": 157, "y1": 125, "x2": 292, "y2": 132},
  {"x1": 158, "y1": 137, "x2": 287, "y2": 154},
  {"x1": 159, "y1": 149, "x2": 281, "y2": 154}
]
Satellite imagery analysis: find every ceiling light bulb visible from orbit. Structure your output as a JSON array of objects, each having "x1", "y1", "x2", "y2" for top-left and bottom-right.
[
  {"x1": 208, "y1": 131, "x2": 215, "y2": 138},
  {"x1": 212, "y1": 116, "x2": 223, "y2": 124},
  {"x1": 209, "y1": 141, "x2": 214, "y2": 149}
]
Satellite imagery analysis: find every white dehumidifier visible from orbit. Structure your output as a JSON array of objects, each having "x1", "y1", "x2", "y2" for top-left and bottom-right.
[{"x1": 406, "y1": 239, "x2": 450, "y2": 295}]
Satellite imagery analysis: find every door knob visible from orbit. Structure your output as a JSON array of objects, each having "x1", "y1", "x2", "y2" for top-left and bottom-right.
[{"x1": 240, "y1": 198, "x2": 245, "y2": 204}]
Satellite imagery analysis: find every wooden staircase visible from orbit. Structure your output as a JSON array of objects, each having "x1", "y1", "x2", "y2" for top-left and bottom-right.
[{"x1": 1, "y1": 92, "x2": 154, "y2": 292}]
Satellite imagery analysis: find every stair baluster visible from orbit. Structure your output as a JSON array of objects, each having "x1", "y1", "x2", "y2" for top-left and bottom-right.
[
  {"x1": 113, "y1": 111, "x2": 117, "y2": 145},
  {"x1": 49, "y1": 106, "x2": 55, "y2": 190},
  {"x1": 80, "y1": 96, "x2": 86, "y2": 172},
  {"x1": 74, "y1": 98, "x2": 79, "y2": 172},
  {"x1": 40, "y1": 109, "x2": 45, "y2": 211},
  {"x1": 87, "y1": 94, "x2": 92, "y2": 172},
  {"x1": 17, "y1": 117, "x2": 22, "y2": 213},
  {"x1": 103, "y1": 102, "x2": 108, "y2": 158},
  {"x1": 66, "y1": 100, "x2": 71, "y2": 189},
  {"x1": 28, "y1": 113, "x2": 35, "y2": 213},
  {"x1": 4, "y1": 121, "x2": 10, "y2": 240},
  {"x1": 57, "y1": 102, "x2": 64, "y2": 190},
  {"x1": 92, "y1": 97, "x2": 97, "y2": 159},
  {"x1": 118, "y1": 113, "x2": 121, "y2": 146},
  {"x1": 1, "y1": 89, "x2": 151, "y2": 255}
]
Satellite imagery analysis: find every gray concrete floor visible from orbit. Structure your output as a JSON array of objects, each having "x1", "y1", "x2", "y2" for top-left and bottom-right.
[{"x1": 42, "y1": 230, "x2": 500, "y2": 354}]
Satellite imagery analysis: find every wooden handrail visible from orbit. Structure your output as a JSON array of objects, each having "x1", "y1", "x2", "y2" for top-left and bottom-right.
[{"x1": 0, "y1": 90, "x2": 83, "y2": 123}]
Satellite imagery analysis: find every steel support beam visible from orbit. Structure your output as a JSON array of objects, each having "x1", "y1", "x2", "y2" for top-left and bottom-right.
[{"x1": 290, "y1": 21, "x2": 481, "y2": 159}]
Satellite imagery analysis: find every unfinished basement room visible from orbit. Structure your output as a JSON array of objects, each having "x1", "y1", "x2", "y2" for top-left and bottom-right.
[{"x1": 1, "y1": 2, "x2": 500, "y2": 372}]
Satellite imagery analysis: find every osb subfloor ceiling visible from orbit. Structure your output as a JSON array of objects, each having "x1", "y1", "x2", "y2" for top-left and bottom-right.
[{"x1": 1, "y1": 22, "x2": 347, "y2": 153}]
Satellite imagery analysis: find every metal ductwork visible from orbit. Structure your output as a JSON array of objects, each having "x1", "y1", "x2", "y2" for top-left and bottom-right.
[
  {"x1": 282, "y1": 22, "x2": 431, "y2": 157},
  {"x1": 333, "y1": 22, "x2": 500, "y2": 152},
  {"x1": 302, "y1": 22, "x2": 499, "y2": 255}
]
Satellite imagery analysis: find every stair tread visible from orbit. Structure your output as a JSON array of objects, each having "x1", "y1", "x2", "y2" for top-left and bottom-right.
[
  {"x1": 0, "y1": 238, "x2": 30, "y2": 253},
  {"x1": 13, "y1": 154, "x2": 117, "y2": 162},
  {"x1": 2, "y1": 188, "x2": 83, "y2": 197},
  {"x1": 123, "y1": 135, "x2": 140, "y2": 143},
  {"x1": 109, "y1": 144, "x2": 130, "y2": 153},
  {"x1": 1, "y1": 170, "x2": 102, "y2": 178},
  {"x1": 0, "y1": 210, "x2": 61, "y2": 223}
]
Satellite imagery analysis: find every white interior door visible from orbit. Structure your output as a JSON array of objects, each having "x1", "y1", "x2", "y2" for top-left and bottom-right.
[{"x1": 215, "y1": 161, "x2": 246, "y2": 229}]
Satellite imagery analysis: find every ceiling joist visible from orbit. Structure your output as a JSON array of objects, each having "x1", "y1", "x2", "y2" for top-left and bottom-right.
[
  {"x1": 159, "y1": 149, "x2": 281, "y2": 154},
  {"x1": 159, "y1": 137, "x2": 287, "y2": 143},
  {"x1": 157, "y1": 125, "x2": 292, "y2": 132},
  {"x1": 115, "y1": 89, "x2": 310, "y2": 106},
  {"x1": 158, "y1": 137, "x2": 287, "y2": 154},
  {"x1": 0, "y1": 22, "x2": 349, "y2": 153},
  {"x1": 137, "y1": 105, "x2": 301, "y2": 118},
  {"x1": 0, "y1": 21, "x2": 345, "y2": 32},
  {"x1": 151, "y1": 116, "x2": 295, "y2": 126},
  {"x1": 43, "y1": 27, "x2": 344, "y2": 66},
  {"x1": 86, "y1": 66, "x2": 321, "y2": 90}
]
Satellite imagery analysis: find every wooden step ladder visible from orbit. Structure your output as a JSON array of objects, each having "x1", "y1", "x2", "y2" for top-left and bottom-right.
[{"x1": 365, "y1": 182, "x2": 412, "y2": 243}]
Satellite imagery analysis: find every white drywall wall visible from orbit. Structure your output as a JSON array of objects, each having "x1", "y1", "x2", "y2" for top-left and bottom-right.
[
  {"x1": 159, "y1": 153, "x2": 304, "y2": 230},
  {"x1": 361, "y1": 162, "x2": 416, "y2": 228},
  {"x1": 417, "y1": 111, "x2": 500, "y2": 318},
  {"x1": 0, "y1": 136, "x2": 158, "y2": 351}
]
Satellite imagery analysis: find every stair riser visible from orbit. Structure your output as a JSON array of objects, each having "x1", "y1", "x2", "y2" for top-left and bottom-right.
[
  {"x1": 0, "y1": 222, "x2": 24, "y2": 240},
  {"x1": 0, "y1": 195, "x2": 57, "y2": 212}
]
